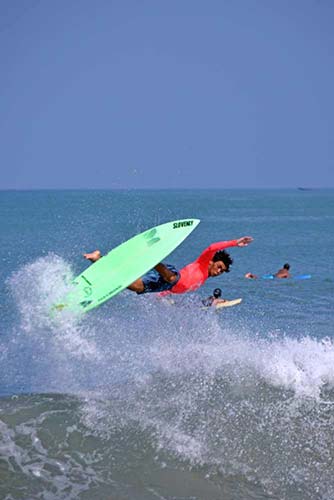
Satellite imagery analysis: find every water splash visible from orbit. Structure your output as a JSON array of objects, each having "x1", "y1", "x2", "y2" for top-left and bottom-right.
[
  {"x1": 3, "y1": 256, "x2": 334, "y2": 498},
  {"x1": 7, "y1": 254, "x2": 102, "y2": 361}
]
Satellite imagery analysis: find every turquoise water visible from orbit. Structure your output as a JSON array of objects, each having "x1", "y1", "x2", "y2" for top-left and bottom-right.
[{"x1": 1, "y1": 189, "x2": 334, "y2": 499}]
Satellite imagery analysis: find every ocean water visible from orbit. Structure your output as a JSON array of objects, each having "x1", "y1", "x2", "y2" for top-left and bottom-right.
[{"x1": 1, "y1": 189, "x2": 334, "y2": 500}]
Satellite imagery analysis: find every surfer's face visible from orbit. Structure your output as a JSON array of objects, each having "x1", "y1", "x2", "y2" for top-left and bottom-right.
[{"x1": 208, "y1": 260, "x2": 227, "y2": 277}]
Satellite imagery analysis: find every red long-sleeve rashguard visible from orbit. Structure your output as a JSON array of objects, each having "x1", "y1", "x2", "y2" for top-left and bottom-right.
[{"x1": 161, "y1": 239, "x2": 238, "y2": 295}]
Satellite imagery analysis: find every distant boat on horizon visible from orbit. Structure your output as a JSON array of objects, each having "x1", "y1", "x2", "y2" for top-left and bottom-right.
[{"x1": 298, "y1": 187, "x2": 313, "y2": 191}]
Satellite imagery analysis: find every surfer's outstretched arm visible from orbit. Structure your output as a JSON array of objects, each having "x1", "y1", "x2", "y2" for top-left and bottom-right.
[{"x1": 196, "y1": 236, "x2": 253, "y2": 268}]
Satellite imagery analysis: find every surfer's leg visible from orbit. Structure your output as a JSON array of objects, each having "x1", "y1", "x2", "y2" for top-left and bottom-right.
[
  {"x1": 127, "y1": 278, "x2": 145, "y2": 293},
  {"x1": 83, "y1": 250, "x2": 101, "y2": 262},
  {"x1": 154, "y1": 263, "x2": 178, "y2": 284}
]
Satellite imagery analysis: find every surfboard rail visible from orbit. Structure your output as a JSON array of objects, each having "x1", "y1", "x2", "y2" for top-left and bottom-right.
[
  {"x1": 215, "y1": 298, "x2": 242, "y2": 309},
  {"x1": 261, "y1": 274, "x2": 311, "y2": 280}
]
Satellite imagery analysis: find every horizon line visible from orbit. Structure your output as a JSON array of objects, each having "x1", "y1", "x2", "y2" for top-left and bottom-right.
[{"x1": 1, "y1": 186, "x2": 333, "y2": 192}]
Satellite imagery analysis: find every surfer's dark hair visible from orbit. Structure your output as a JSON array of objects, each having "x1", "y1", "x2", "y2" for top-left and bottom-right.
[
  {"x1": 283, "y1": 263, "x2": 290, "y2": 270},
  {"x1": 212, "y1": 250, "x2": 233, "y2": 272}
]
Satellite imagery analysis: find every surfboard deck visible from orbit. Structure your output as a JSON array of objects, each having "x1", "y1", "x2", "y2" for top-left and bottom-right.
[
  {"x1": 54, "y1": 219, "x2": 200, "y2": 313},
  {"x1": 215, "y1": 298, "x2": 242, "y2": 309}
]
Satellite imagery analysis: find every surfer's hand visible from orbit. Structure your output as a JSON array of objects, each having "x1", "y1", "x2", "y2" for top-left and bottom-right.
[{"x1": 237, "y1": 236, "x2": 253, "y2": 247}]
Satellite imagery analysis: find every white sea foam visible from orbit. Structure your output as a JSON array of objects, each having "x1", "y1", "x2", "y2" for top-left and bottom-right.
[
  {"x1": 148, "y1": 328, "x2": 334, "y2": 400},
  {"x1": 255, "y1": 335, "x2": 334, "y2": 398},
  {"x1": 5, "y1": 257, "x2": 334, "y2": 500},
  {"x1": 8, "y1": 253, "x2": 74, "y2": 333},
  {"x1": 7, "y1": 255, "x2": 102, "y2": 362},
  {"x1": 7, "y1": 255, "x2": 334, "y2": 401}
]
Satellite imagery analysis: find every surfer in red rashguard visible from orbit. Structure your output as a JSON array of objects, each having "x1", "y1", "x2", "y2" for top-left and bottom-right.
[{"x1": 84, "y1": 236, "x2": 253, "y2": 295}]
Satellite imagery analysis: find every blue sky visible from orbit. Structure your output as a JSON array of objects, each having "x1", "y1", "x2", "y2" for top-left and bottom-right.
[{"x1": 1, "y1": 0, "x2": 333, "y2": 189}]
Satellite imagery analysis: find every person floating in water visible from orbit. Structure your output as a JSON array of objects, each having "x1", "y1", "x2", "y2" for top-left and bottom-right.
[
  {"x1": 275, "y1": 263, "x2": 291, "y2": 278},
  {"x1": 202, "y1": 288, "x2": 227, "y2": 307},
  {"x1": 244, "y1": 262, "x2": 291, "y2": 279},
  {"x1": 84, "y1": 236, "x2": 253, "y2": 295}
]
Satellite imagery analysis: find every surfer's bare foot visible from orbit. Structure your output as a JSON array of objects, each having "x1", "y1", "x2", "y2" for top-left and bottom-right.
[{"x1": 83, "y1": 250, "x2": 101, "y2": 262}]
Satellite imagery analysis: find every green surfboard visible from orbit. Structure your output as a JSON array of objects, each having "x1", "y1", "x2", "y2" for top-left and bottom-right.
[{"x1": 55, "y1": 218, "x2": 200, "y2": 313}]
